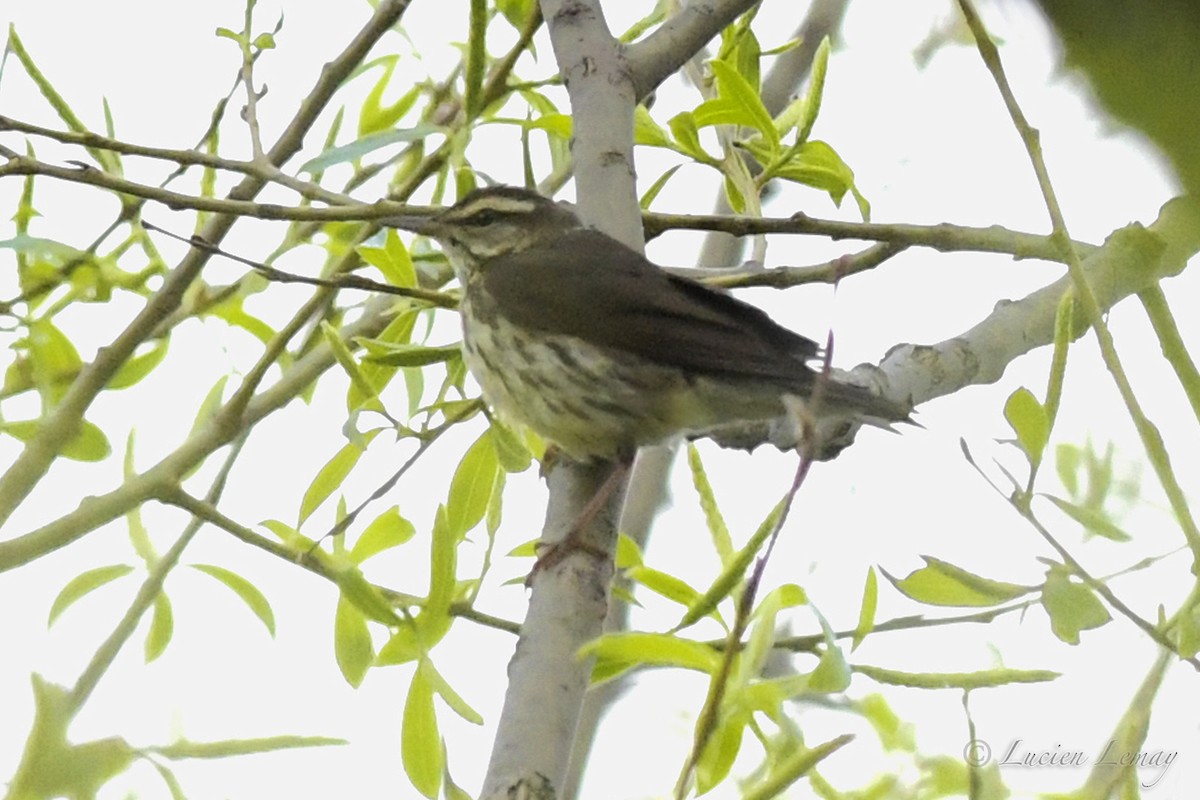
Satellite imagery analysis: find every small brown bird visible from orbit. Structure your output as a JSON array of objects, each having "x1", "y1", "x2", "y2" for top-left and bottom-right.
[{"x1": 386, "y1": 185, "x2": 909, "y2": 463}]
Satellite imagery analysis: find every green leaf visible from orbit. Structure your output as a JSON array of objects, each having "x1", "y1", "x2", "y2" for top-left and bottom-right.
[
  {"x1": 151, "y1": 735, "x2": 346, "y2": 759},
  {"x1": 356, "y1": 310, "x2": 419, "y2": 412},
  {"x1": 334, "y1": 565, "x2": 401, "y2": 626},
  {"x1": 1005, "y1": 386, "x2": 1050, "y2": 465},
  {"x1": 687, "y1": 443, "x2": 733, "y2": 562},
  {"x1": 334, "y1": 595, "x2": 374, "y2": 687},
  {"x1": 300, "y1": 125, "x2": 443, "y2": 173},
  {"x1": 360, "y1": 342, "x2": 462, "y2": 367},
  {"x1": 358, "y1": 57, "x2": 421, "y2": 136},
  {"x1": 489, "y1": 418, "x2": 532, "y2": 473},
  {"x1": 190, "y1": 375, "x2": 229, "y2": 437},
  {"x1": 350, "y1": 506, "x2": 417, "y2": 563},
  {"x1": 742, "y1": 734, "x2": 854, "y2": 800},
  {"x1": 496, "y1": 0, "x2": 535, "y2": 29},
  {"x1": 144, "y1": 593, "x2": 174, "y2": 663},
  {"x1": 402, "y1": 666, "x2": 444, "y2": 798},
  {"x1": 376, "y1": 621, "x2": 422, "y2": 667},
  {"x1": 676, "y1": 498, "x2": 787, "y2": 630},
  {"x1": 1044, "y1": 288, "x2": 1074, "y2": 427},
  {"x1": 695, "y1": 708, "x2": 747, "y2": 794},
  {"x1": 793, "y1": 36, "x2": 830, "y2": 144},
  {"x1": 1055, "y1": 442, "x2": 1082, "y2": 497},
  {"x1": 754, "y1": 139, "x2": 859, "y2": 208},
  {"x1": 808, "y1": 643, "x2": 851, "y2": 693},
  {"x1": 634, "y1": 105, "x2": 674, "y2": 148},
  {"x1": 884, "y1": 556, "x2": 1031, "y2": 607},
  {"x1": 7, "y1": 29, "x2": 119, "y2": 172},
  {"x1": 667, "y1": 111, "x2": 715, "y2": 164},
  {"x1": 854, "y1": 664, "x2": 1060, "y2": 689},
  {"x1": 490, "y1": 112, "x2": 574, "y2": 139},
  {"x1": 48, "y1": 564, "x2": 134, "y2": 626},
  {"x1": 1177, "y1": 604, "x2": 1200, "y2": 658},
  {"x1": 426, "y1": 506, "x2": 457, "y2": 620},
  {"x1": 357, "y1": 229, "x2": 418, "y2": 288},
  {"x1": 1041, "y1": 568, "x2": 1112, "y2": 644},
  {"x1": 1043, "y1": 494, "x2": 1132, "y2": 542},
  {"x1": 581, "y1": 632, "x2": 720, "y2": 675},
  {"x1": 108, "y1": 340, "x2": 169, "y2": 389},
  {"x1": 299, "y1": 433, "x2": 377, "y2": 525},
  {"x1": 321, "y1": 320, "x2": 385, "y2": 413},
  {"x1": 1, "y1": 418, "x2": 111, "y2": 462},
  {"x1": 855, "y1": 693, "x2": 915, "y2": 752},
  {"x1": 852, "y1": 567, "x2": 878, "y2": 651},
  {"x1": 191, "y1": 564, "x2": 276, "y2": 636},
  {"x1": 445, "y1": 431, "x2": 499, "y2": 539},
  {"x1": 625, "y1": 566, "x2": 702, "y2": 609},
  {"x1": 694, "y1": 60, "x2": 778, "y2": 147},
  {"x1": 639, "y1": 165, "x2": 683, "y2": 210},
  {"x1": 722, "y1": 173, "x2": 746, "y2": 214},
  {"x1": 12, "y1": 677, "x2": 135, "y2": 800},
  {"x1": 420, "y1": 659, "x2": 483, "y2": 725}
]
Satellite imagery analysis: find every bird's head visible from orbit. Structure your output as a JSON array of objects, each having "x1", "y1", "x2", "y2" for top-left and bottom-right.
[{"x1": 386, "y1": 186, "x2": 581, "y2": 282}]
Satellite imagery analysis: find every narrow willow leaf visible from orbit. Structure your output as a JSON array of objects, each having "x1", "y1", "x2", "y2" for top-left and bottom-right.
[
  {"x1": 667, "y1": 111, "x2": 715, "y2": 164},
  {"x1": 335, "y1": 566, "x2": 401, "y2": 626},
  {"x1": 742, "y1": 734, "x2": 854, "y2": 800},
  {"x1": 48, "y1": 564, "x2": 134, "y2": 625},
  {"x1": 695, "y1": 708, "x2": 747, "y2": 794},
  {"x1": 334, "y1": 595, "x2": 373, "y2": 688},
  {"x1": 581, "y1": 632, "x2": 721, "y2": 674},
  {"x1": 350, "y1": 506, "x2": 417, "y2": 563},
  {"x1": 854, "y1": 664, "x2": 1059, "y2": 689},
  {"x1": 445, "y1": 431, "x2": 499, "y2": 539},
  {"x1": 694, "y1": 60, "x2": 779, "y2": 147},
  {"x1": 884, "y1": 556, "x2": 1031, "y2": 607},
  {"x1": 1043, "y1": 494, "x2": 1132, "y2": 542},
  {"x1": 426, "y1": 506, "x2": 457, "y2": 620},
  {"x1": 358, "y1": 57, "x2": 421, "y2": 136},
  {"x1": 639, "y1": 164, "x2": 683, "y2": 210},
  {"x1": 108, "y1": 340, "x2": 169, "y2": 389},
  {"x1": 1044, "y1": 288, "x2": 1075, "y2": 426},
  {"x1": 144, "y1": 593, "x2": 174, "y2": 663},
  {"x1": 402, "y1": 667, "x2": 444, "y2": 798},
  {"x1": 625, "y1": 565, "x2": 703, "y2": 609},
  {"x1": 687, "y1": 443, "x2": 733, "y2": 562},
  {"x1": 676, "y1": 498, "x2": 787, "y2": 631},
  {"x1": 300, "y1": 125, "x2": 443, "y2": 173},
  {"x1": 420, "y1": 659, "x2": 483, "y2": 725},
  {"x1": 357, "y1": 229, "x2": 418, "y2": 288},
  {"x1": 360, "y1": 342, "x2": 462, "y2": 367},
  {"x1": 794, "y1": 36, "x2": 830, "y2": 144},
  {"x1": 852, "y1": 567, "x2": 878, "y2": 651},
  {"x1": 151, "y1": 735, "x2": 346, "y2": 759},
  {"x1": 191, "y1": 564, "x2": 276, "y2": 636},
  {"x1": 634, "y1": 104, "x2": 674, "y2": 148},
  {"x1": 299, "y1": 433, "x2": 378, "y2": 525},
  {"x1": 489, "y1": 418, "x2": 532, "y2": 473}
]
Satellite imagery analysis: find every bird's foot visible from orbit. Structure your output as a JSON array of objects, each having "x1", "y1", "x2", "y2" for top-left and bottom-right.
[{"x1": 525, "y1": 530, "x2": 609, "y2": 586}]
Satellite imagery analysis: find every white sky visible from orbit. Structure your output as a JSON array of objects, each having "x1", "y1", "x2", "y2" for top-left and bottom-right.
[{"x1": 1, "y1": 1, "x2": 1197, "y2": 798}]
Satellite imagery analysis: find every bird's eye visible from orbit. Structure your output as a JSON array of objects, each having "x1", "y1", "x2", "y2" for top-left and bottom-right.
[{"x1": 467, "y1": 210, "x2": 499, "y2": 227}]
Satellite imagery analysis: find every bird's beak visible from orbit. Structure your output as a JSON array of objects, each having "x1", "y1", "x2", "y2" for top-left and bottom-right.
[{"x1": 379, "y1": 214, "x2": 442, "y2": 236}]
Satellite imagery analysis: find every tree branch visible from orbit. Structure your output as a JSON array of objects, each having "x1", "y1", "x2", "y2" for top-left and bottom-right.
[
  {"x1": 0, "y1": 0, "x2": 416, "y2": 529},
  {"x1": 624, "y1": 0, "x2": 759, "y2": 99}
]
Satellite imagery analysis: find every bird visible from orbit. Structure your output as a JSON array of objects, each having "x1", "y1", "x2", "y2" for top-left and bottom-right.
[{"x1": 384, "y1": 184, "x2": 909, "y2": 465}]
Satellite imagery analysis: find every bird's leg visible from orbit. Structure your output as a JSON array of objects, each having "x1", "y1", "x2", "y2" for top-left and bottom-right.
[{"x1": 527, "y1": 456, "x2": 631, "y2": 584}]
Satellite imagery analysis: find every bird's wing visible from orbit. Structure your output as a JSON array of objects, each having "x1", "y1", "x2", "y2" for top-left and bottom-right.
[{"x1": 478, "y1": 228, "x2": 821, "y2": 386}]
